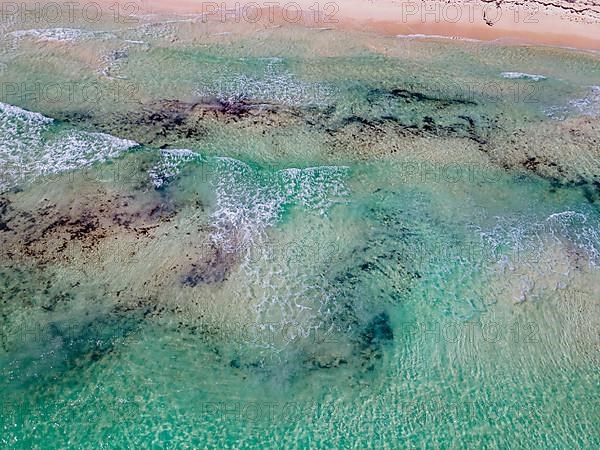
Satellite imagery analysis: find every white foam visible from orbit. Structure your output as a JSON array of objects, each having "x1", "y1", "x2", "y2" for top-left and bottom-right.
[
  {"x1": 396, "y1": 34, "x2": 485, "y2": 43},
  {"x1": 206, "y1": 159, "x2": 350, "y2": 353},
  {"x1": 9, "y1": 28, "x2": 113, "y2": 42},
  {"x1": 148, "y1": 149, "x2": 202, "y2": 188},
  {"x1": 196, "y1": 57, "x2": 331, "y2": 107},
  {"x1": 210, "y1": 157, "x2": 348, "y2": 253},
  {"x1": 568, "y1": 86, "x2": 600, "y2": 116},
  {"x1": 425, "y1": 209, "x2": 600, "y2": 318},
  {"x1": 501, "y1": 72, "x2": 547, "y2": 81},
  {"x1": 546, "y1": 86, "x2": 600, "y2": 119},
  {"x1": 147, "y1": 154, "x2": 349, "y2": 352},
  {"x1": 121, "y1": 21, "x2": 179, "y2": 41},
  {"x1": 0, "y1": 101, "x2": 53, "y2": 126},
  {"x1": 42, "y1": 131, "x2": 137, "y2": 175},
  {"x1": 0, "y1": 102, "x2": 137, "y2": 192},
  {"x1": 478, "y1": 210, "x2": 600, "y2": 287}
]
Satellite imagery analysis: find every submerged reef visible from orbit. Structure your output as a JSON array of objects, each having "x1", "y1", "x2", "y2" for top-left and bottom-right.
[
  {"x1": 51, "y1": 78, "x2": 600, "y2": 197},
  {"x1": 0, "y1": 150, "x2": 406, "y2": 377},
  {"x1": 59, "y1": 97, "x2": 309, "y2": 147}
]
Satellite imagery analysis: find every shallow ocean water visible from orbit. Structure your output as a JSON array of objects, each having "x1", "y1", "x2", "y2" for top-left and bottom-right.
[{"x1": 0, "y1": 12, "x2": 599, "y2": 449}]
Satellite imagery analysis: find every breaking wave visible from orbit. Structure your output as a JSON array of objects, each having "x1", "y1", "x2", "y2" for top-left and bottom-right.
[
  {"x1": 546, "y1": 86, "x2": 600, "y2": 119},
  {"x1": 9, "y1": 28, "x2": 114, "y2": 43},
  {"x1": 0, "y1": 102, "x2": 138, "y2": 192},
  {"x1": 210, "y1": 156, "x2": 349, "y2": 252},
  {"x1": 148, "y1": 149, "x2": 350, "y2": 352},
  {"x1": 501, "y1": 72, "x2": 547, "y2": 81}
]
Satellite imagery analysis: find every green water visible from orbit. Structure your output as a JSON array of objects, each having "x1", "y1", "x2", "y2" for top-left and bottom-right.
[{"x1": 0, "y1": 13, "x2": 599, "y2": 449}]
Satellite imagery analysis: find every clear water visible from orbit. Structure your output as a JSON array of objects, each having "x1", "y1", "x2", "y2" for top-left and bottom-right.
[{"x1": 0, "y1": 13, "x2": 599, "y2": 449}]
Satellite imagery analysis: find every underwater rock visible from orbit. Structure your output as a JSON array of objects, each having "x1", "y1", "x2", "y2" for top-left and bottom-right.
[
  {"x1": 324, "y1": 91, "x2": 492, "y2": 155},
  {"x1": 486, "y1": 116, "x2": 600, "y2": 186},
  {"x1": 182, "y1": 244, "x2": 237, "y2": 286},
  {"x1": 300, "y1": 311, "x2": 394, "y2": 373},
  {"x1": 58, "y1": 86, "x2": 494, "y2": 162},
  {"x1": 60, "y1": 97, "x2": 309, "y2": 147},
  {"x1": 359, "y1": 86, "x2": 491, "y2": 143},
  {"x1": 0, "y1": 188, "x2": 175, "y2": 265},
  {"x1": 2, "y1": 305, "x2": 145, "y2": 389},
  {"x1": 0, "y1": 197, "x2": 11, "y2": 231},
  {"x1": 367, "y1": 87, "x2": 477, "y2": 107},
  {"x1": 361, "y1": 311, "x2": 394, "y2": 349},
  {"x1": 308, "y1": 354, "x2": 348, "y2": 370}
]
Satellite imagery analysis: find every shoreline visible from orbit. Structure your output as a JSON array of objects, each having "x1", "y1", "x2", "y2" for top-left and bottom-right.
[
  {"x1": 93, "y1": 0, "x2": 600, "y2": 52},
  {"x1": 5, "y1": 2, "x2": 600, "y2": 52}
]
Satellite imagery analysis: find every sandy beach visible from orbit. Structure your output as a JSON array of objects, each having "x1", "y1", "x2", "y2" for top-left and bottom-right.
[{"x1": 54, "y1": 0, "x2": 600, "y2": 51}]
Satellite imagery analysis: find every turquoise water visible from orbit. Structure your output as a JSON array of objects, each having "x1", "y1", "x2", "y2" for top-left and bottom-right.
[{"x1": 1, "y1": 13, "x2": 599, "y2": 449}]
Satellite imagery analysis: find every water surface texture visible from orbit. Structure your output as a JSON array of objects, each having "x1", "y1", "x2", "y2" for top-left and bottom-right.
[{"x1": 0, "y1": 11, "x2": 599, "y2": 449}]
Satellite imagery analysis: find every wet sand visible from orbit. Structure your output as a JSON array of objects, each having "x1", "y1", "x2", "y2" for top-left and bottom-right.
[{"x1": 77, "y1": 0, "x2": 600, "y2": 51}]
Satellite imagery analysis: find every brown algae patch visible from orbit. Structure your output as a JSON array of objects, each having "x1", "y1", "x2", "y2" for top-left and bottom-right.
[
  {"x1": 0, "y1": 180, "x2": 175, "y2": 266},
  {"x1": 60, "y1": 97, "x2": 310, "y2": 148},
  {"x1": 0, "y1": 154, "x2": 365, "y2": 370},
  {"x1": 487, "y1": 116, "x2": 600, "y2": 187},
  {"x1": 0, "y1": 155, "x2": 210, "y2": 306}
]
